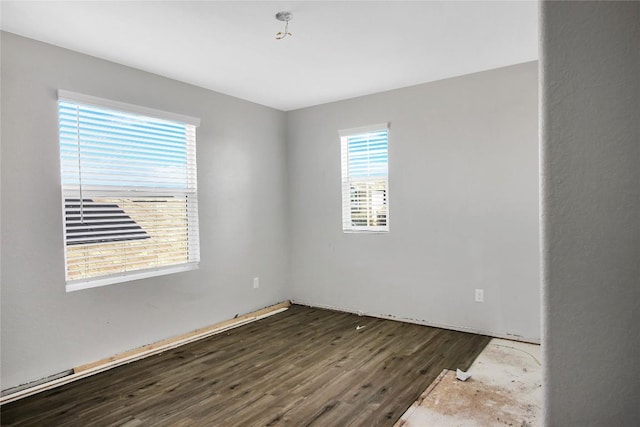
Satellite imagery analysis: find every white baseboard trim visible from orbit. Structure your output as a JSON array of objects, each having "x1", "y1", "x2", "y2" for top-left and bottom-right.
[{"x1": 291, "y1": 299, "x2": 540, "y2": 345}]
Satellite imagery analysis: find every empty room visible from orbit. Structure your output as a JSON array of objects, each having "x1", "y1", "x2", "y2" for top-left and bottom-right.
[{"x1": 1, "y1": 1, "x2": 638, "y2": 426}]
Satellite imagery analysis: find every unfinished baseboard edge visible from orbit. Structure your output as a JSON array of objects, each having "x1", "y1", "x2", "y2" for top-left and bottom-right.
[
  {"x1": 394, "y1": 369, "x2": 449, "y2": 427},
  {"x1": 291, "y1": 299, "x2": 540, "y2": 345},
  {"x1": 0, "y1": 300, "x2": 291, "y2": 405}
]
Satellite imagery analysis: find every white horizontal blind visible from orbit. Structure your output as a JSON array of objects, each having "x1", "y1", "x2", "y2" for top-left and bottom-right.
[
  {"x1": 58, "y1": 94, "x2": 200, "y2": 291},
  {"x1": 340, "y1": 124, "x2": 389, "y2": 232}
]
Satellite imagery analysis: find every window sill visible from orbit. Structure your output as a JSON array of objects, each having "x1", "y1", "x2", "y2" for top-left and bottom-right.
[
  {"x1": 343, "y1": 229, "x2": 389, "y2": 234},
  {"x1": 65, "y1": 263, "x2": 199, "y2": 292}
]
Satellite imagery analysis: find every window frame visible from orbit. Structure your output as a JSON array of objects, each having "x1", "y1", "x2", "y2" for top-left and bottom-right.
[
  {"x1": 339, "y1": 123, "x2": 390, "y2": 233},
  {"x1": 57, "y1": 90, "x2": 201, "y2": 292}
]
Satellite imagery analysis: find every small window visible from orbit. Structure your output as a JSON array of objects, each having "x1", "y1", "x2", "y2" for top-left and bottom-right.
[
  {"x1": 58, "y1": 91, "x2": 200, "y2": 291},
  {"x1": 340, "y1": 123, "x2": 389, "y2": 232}
]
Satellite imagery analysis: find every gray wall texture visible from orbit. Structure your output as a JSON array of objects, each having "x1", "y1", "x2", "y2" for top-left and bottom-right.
[
  {"x1": 287, "y1": 62, "x2": 540, "y2": 342},
  {"x1": 1, "y1": 33, "x2": 290, "y2": 389},
  {"x1": 541, "y1": 1, "x2": 640, "y2": 425}
]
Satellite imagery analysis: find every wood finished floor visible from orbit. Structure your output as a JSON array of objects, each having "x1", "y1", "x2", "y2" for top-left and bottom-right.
[{"x1": 1, "y1": 305, "x2": 490, "y2": 427}]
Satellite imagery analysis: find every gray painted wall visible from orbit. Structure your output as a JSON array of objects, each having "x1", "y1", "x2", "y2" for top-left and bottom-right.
[
  {"x1": 541, "y1": 2, "x2": 640, "y2": 425},
  {"x1": 287, "y1": 62, "x2": 540, "y2": 342},
  {"x1": 1, "y1": 33, "x2": 289, "y2": 389}
]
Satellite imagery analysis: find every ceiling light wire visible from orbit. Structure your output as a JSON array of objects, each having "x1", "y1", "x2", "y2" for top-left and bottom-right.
[{"x1": 275, "y1": 11, "x2": 293, "y2": 40}]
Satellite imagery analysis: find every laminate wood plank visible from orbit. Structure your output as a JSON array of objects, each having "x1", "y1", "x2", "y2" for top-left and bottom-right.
[{"x1": 1, "y1": 305, "x2": 490, "y2": 426}]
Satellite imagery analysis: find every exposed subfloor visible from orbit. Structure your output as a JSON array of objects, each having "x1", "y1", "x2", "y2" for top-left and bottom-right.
[{"x1": 396, "y1": 338, "x2": 542, "y2": 427}]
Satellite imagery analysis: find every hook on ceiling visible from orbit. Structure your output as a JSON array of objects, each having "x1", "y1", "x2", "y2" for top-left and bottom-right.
[{"x1": 275, "y1": 11, "x2": 293, "y2": 40}]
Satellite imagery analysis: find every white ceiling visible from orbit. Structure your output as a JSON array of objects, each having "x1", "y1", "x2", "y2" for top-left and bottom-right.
[{"x1": 0, "y1": 1, "x2": 538, "y2": 111}]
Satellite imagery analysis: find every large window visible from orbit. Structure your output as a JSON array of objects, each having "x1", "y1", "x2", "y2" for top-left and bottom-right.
[
  {"x1": 58, "y1": 91, "x2": 200, "y2": 291},
  {"x1": 340, "y1": 123, "x2": 389, "y2": 232}
]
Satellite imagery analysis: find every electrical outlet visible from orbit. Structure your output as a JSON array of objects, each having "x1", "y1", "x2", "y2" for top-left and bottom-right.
[
  {"x1": 253, "y1": 277, "x2": 259, "y2": 289},
  {"x1": 475, "y1": 289, "x2": 484, "y2": 302}
]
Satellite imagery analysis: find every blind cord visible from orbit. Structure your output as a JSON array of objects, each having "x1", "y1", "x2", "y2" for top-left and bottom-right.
[{"x1": 75, "y1": 105, "x2": 84, "y2": 223}]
